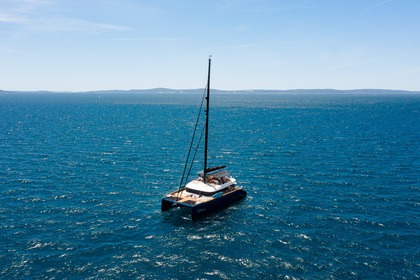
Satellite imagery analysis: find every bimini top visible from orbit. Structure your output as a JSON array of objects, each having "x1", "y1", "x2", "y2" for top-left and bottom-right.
[{"x1": 197, "y1": 165, "x2": 228, "y2": 178}]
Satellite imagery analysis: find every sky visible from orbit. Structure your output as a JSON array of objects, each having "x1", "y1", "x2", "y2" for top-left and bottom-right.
[{"x1": 0, "y1": 0, "x2": 419, "y2": 92}]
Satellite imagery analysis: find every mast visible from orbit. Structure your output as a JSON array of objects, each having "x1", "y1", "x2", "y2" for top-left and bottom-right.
[{"x1": 203, "y1": 56, "x2": 211, "y2": 182}]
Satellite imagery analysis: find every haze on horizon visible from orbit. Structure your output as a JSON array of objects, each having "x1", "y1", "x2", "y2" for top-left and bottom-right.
[{"x1": 1, "y1": 0, "x2": 419, "y2": 92}]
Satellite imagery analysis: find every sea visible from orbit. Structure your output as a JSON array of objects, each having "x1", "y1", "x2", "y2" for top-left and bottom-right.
[{"x1": 0, "y1": 91, "x2": 419, "y2": 279}]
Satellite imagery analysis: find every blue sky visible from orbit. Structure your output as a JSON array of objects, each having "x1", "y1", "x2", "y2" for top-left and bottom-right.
[{"x1": 0, "y1": 0, "x2": 419, "y2": 91}]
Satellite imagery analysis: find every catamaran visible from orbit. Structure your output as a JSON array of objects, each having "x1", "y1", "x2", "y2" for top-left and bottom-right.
[{"x1": 161, "y1": 57, "x2": 247, "y2": 220}]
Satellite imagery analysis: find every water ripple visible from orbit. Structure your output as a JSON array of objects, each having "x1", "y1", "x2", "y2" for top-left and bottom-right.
[{"x1": 1, "y1": 93, "x2": 419, "y2": 279}]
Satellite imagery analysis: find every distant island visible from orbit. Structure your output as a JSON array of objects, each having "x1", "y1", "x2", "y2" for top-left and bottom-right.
[{"x1": 1, "y1": 88, "x2": 419, "y2": 95}]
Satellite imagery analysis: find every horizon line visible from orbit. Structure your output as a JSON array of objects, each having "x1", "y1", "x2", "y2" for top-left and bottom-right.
[{"x1": 1, "y1": 88, "x2": 420, "y2": 94}]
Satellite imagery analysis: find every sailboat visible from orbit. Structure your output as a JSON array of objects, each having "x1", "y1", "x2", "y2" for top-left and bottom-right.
[{"x1": 161, "y1": 57, "x2": 247, "y2": 220}]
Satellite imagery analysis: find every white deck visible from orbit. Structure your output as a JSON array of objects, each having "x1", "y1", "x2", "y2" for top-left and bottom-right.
[
  {"x1": 165, "y1": 184, "x2": 242, "y2": 206},
  {"x1": 186, "y1": 177, "x2": 236, "y2": 193}
]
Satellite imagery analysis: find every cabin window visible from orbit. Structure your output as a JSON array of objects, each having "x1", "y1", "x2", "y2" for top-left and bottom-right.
[{"x1": 186, "y1": 188, "x2": 223, "y2": 197}]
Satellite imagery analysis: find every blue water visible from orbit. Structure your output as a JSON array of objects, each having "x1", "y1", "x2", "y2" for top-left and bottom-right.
[{"x1": 0, "y1": 92, "x2": 419, "y2": 279}]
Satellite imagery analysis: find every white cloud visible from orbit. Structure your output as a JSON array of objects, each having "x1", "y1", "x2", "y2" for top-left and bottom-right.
[
  {"x1": 0, "y1": 12, "x2": 29, "y2": 24},
  {"x1": 0, "y1": 46, "x2": 30, "y2": 55},
  {"x1": 28, "y1": 17, "x2": 130, "y2": 33},
  {"x1": 362, "y1": 0, "x2": 393, "y2": 13},
  {"x1": 112, "y1": 37, "x2": 188, "y2": 42},
  {"x1": 0, "y1": 0, "x2": 129, "y2": 33}
]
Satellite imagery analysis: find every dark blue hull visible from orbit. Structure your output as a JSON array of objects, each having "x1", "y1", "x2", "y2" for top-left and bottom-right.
[{"x1": 161, "y1": 188, "x2": 247, "y2": 220}]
